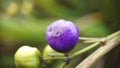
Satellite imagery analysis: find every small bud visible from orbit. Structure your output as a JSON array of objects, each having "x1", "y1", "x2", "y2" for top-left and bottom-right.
[
  {"x1": 43, "y1": 45, "x2": 55, "y2": 58},
  {"x1": 43, "y1": 45, "x2": 63, "y2": 63},
  {"x1": 14, "y1": 46, "x2": 40, "y2": 68},
  {"x1": 46, "y1": 19, "x2": 79, "y2": 53}
]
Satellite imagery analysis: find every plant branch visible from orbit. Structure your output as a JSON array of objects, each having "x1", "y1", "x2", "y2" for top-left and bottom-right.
[
  {"x1": 59, "y1": 62, "x2": 69, "y2": 68},
  {"x1": 79, "y1": 37, "x2": 105, "y2": 43},
  {"x1": 48, "y1": 53, "x2": 64, "y2": 57},
  {"x1": 44, "y1": 42, "x2": 100, "y2": 61},
  {"x1": 70, "y1": 42, "x2": 100, "y2": 59},
  {"x1": 79, "y1": 37, "x2": 99, "y2": 40},
  {"x1": 43, "y1": 57, "x2": 66, "y2": 61},
  {"x1": 44, "y1": 30, "x2": 120, "y2": 68},
  {"x1": 76, "y1": 30, "x2": 120, "y2": 68}
]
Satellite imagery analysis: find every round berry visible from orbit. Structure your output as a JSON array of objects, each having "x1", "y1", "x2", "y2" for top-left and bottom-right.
[
  {"x1": 46, "y1": 19, "x2": 79, "y2": 53},
  {"x1": 14, "y1": 46, "x2": 41, "y2": 68},
  {"x1": 43, "y1": 45, "x2": 63, "y2": 63}
]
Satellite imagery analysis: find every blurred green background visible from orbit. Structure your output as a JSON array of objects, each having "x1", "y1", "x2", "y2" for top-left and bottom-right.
[{"x1": 0, "y1": 0, "x2": 120, "y2": 68}]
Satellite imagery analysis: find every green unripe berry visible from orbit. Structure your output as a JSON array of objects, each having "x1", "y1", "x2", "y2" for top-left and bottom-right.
[
  {"x1": 43, "y1": 45, "x2": 55, "y2": 58},
  {"x1": 14, "y1": 46, "x2": 41, "y2": 68},
  {"x1": 43, "y1": 45, "x2": 63, "y2": 63}
]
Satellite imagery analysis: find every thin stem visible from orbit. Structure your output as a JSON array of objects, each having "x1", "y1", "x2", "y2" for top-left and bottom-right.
[
  {"x1": 79, "y1": 37, "x2": 105, "y2": 44},
  {"x1": 59, "y1": 62, "x2": 68, "y2": 68},
  {"x1": 83, "y1": 38, "x2": 106, "y2": 43},
  {"x1": 70, "y1": 42, "x2": 100, "y2": 59},
  {"x1": 44, "y1": 57, "x2": 66, "y2": 61},
  {"x1": 44, "y1": 30, "x2": 120, "y2": 68},
  {"x1": 44, "y1": 42, "x2": 100, "y2": 61},
  {"x1": 79, "y1": 37, "x2": 99, "y2": 40},
  {"x1": 84, "y1": 40, "x2": 100, "y2": 43},
  {"x1": 76, "y1": 30, "x2": 120, "y2": 68},
  {"x1": 48, "y1": 53, "x2": 64, "y2": 57},
  {"x1": 106, "y1": 30, "x2": 120, "y2": 40}
]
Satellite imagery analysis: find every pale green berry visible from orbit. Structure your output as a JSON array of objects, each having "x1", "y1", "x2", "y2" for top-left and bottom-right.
[
  {"x1": 43, "y1": 45, "x2": 63, "y2": 63},
  {"x1": 14, "y1": 46, "x2": 40, "y2": 68}
]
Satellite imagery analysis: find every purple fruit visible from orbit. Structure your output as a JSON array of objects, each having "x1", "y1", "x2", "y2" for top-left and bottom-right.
[{"x1": 46, "y1": 19, "x2": 79, "y2": 53}]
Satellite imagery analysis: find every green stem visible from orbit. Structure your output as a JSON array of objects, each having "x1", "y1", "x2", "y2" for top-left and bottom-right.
[
  {"x1": 70, "y1": 42, "x2": 100, "y2": 59},
  {"x1": 44, "y1": 57, "x2": 66, "y2": 61},
  {"x1": 59, "y1": 62, "x2": 68, "y2": 68},
  {"x1": 44, "y1": 42, "x2": 100, "y2": 61},
  {"x1": 76, "y1": 30, "x2": 120, "y2": 68},
  {"x1": 79, "y1": 37, "x2": 105, "y2": 43},
  {"x1": 48, "y1": 53, "x2": 64, "y2": 57},
  {"x1": 106, "y1": 30, "x2": 120, "y2": 40},
  {"x1": 79, "y1": 37, "x2": 99, "y2": 40},
  {"x1": 44, "y1": 30, "x2": 120, "y2": 68},
  {"x1": 43, "y1": 30, "x2": 120, "y2": 68},
  {"x1": 44, "y1": 42, "x2": 100, "y2": 68},
  {"x1": 84, "y1": 40, "x2": 100, "y2": 43}
]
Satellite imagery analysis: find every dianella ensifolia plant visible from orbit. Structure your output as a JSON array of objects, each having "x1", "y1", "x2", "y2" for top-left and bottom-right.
[{"x1": 14, "y1": 19, "x2": 120, "y2": 68}]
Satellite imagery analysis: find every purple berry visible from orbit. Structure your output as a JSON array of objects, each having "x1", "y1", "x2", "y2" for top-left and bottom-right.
[{"x1": 46, "y1": 19, "x2": 79, "y2": 53}]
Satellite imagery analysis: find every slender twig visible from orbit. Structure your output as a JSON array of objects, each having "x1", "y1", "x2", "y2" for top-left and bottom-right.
[
  {"x1": 59, "y1": 54, "x2": 71, "y2": 68},
  {"x1": 79, "y1": 37, "x2": 105, "y2": 44},
  {"x1": 70, "y1": 42, "x2": 100, "y2": 59},
  {"x1": 44, "y1": 57, "x2": 66, "y2": 61},
  {"x1": 44, "y1": 42, "x2": 100, "y2": 68},
  {"x1": 84, "y1": 40, "x2": 100, "y2": 43},
  {"x1": 44, "y1": 42, "x2": 100, "y2": 61},
  {"x1": 44, "y1": 31, "x2": 120, "y2": 68},
  {"x1": 48, "y1": 53, "x2": 64, "y2": 57},
  {"x1": 59, "y1": 62, "x2": 68, "y2": 68},
  {"x1": 106, "y1": 30, "x2": 120, "y2": 40},
  {"x1": 79, "y1": 37, "x2": 99, "y2": 40},
  {"x1": 76, "y1": 30, "x2": 120, "y2": 68},
  {"x1": 47, "y1": 42, "x2": 100, "y2": 68}
]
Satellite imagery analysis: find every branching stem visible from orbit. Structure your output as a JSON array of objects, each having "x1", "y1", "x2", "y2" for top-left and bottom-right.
[
  {"x1": 43, "y1": 30, "x2": 120, "y2": 68},
  {"x1": 76, "y1": 30, "x2": 120, "y2": 68}
]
